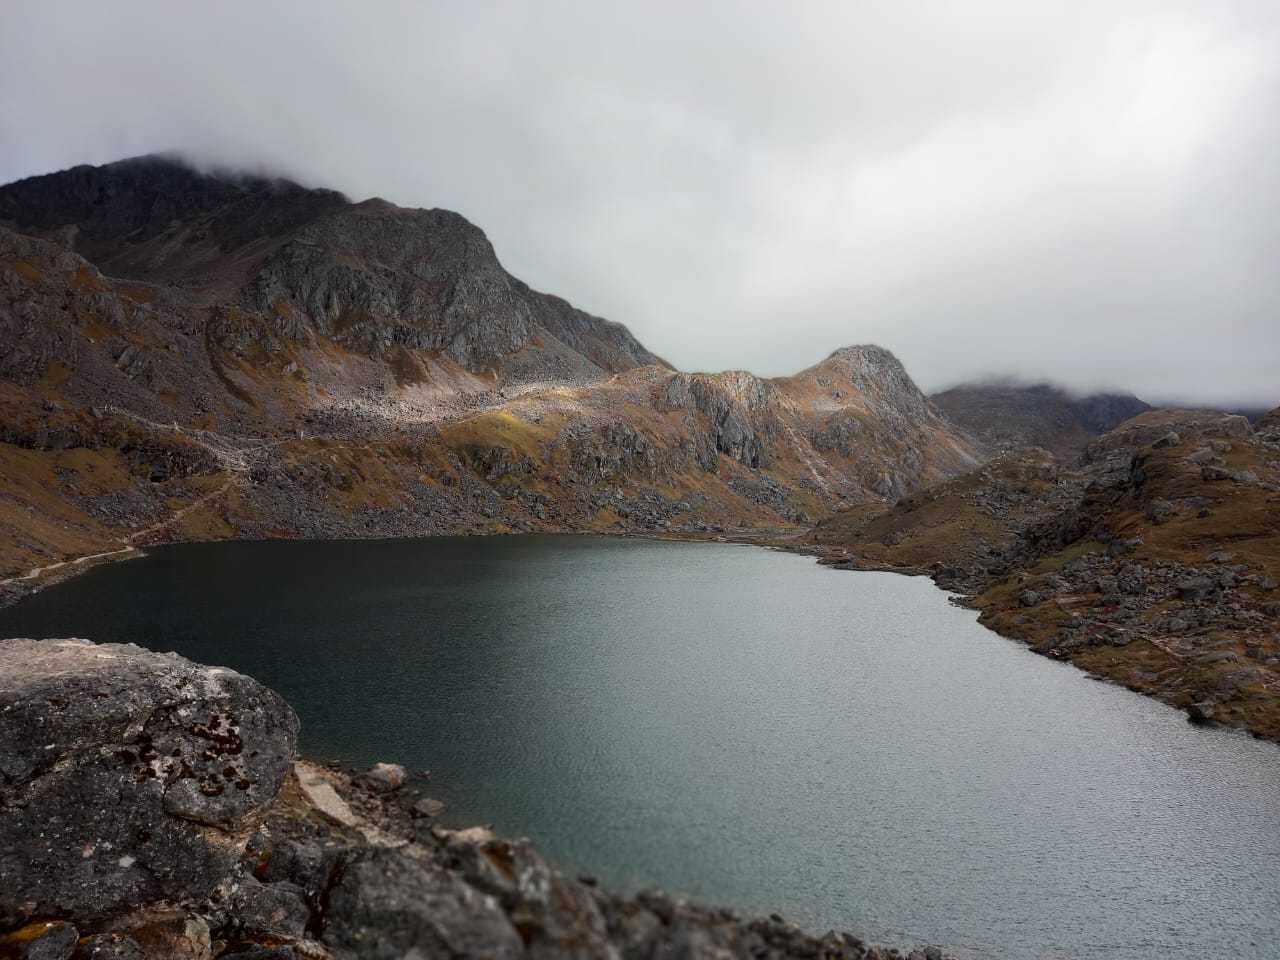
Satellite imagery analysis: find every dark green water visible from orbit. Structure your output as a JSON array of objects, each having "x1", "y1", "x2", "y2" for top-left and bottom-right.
[{"x1": 2, "y1": 535, "x2": 1278, "y2": 959}]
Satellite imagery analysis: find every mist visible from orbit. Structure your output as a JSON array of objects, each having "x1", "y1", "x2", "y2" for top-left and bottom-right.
[{"x1": 2, "y1": 0, "x2": 1276, "y2": 406}]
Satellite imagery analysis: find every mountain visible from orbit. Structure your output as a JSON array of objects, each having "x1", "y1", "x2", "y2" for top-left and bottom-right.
[
  {"x1": 812, "y1": 406, "x2": 1280, "y2": 741},
  {"x1": 0, "y1": 156, "x2": 981, "y2": 596},
  {"x1": 930, "y1": 380, "x2": 1149, "y2": 460},
  {"x1": 0, "y1": 155, "x2": 664, "y2": 383}
]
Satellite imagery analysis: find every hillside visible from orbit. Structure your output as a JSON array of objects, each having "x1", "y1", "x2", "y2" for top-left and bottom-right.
[
  {"x1": 813, "y1": 407, "x2": 1280, "y2": 740},
  {"x1": 931, "y1": 380, "x2": 1149, "y2": 460},
  {"x1": 0, "y1": 156, "x2": 982, "y2": 599}
]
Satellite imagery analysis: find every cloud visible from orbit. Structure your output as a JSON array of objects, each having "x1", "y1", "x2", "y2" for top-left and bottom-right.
[{"x1": 2, "y1": 0, "x2": 1276, "y2": 405}]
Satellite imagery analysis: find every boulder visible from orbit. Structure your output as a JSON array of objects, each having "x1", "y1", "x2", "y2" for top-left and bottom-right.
[
  {"x1": 358, "y1": 763, "x2": 407, "y2": 793},
  {"x1": 259, "y1": 839, "x2": 344, "y2": 899},
  {"x1": 410, "y1": 797, "x2": 446, "y2": 819},
  {"x1": 0, "y1": 639, "x2": 298, "y2": 926},
  {"x1": 322, "y1": 848, "x2": 523, "y2": 960},
  {"x1": 0, "y1": 922, "x2": 79, "y2": 960},
  {"x1": 226, "y1": 879, "x2": 309, "y2": 941},
  {"x1": 1175, "y1": 577, "x2": 1216, "y2": 601},
  {"x1": 1186, "y1": 702, "x2": 1218, "y2": 725}
]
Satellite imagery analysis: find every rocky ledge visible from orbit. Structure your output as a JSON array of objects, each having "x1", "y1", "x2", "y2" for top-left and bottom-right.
[{"x1": 0, "y1": 638, "x2": 951, "y2": 960}]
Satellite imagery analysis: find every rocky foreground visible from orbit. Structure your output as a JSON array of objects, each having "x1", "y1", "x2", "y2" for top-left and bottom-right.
[{"x1": 0, "y1": 638, "x2": 951, "y2": 960}]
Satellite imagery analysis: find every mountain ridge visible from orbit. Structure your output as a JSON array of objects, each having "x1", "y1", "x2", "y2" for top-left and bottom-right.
[
  {"x1": 0, "y1": 155, "x2": 981, "y2": 597},
  {"x1": 930, "y1": 379, "x2": 1150, "y2": 460}
]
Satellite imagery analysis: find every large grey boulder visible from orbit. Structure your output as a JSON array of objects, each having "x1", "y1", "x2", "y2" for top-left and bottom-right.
[
  {"x1": 322, "y1": 848, "x2": 523, "y2": 960},
  {"x1": 0, "y1": 638, "x2": 298, "y2": 926}
]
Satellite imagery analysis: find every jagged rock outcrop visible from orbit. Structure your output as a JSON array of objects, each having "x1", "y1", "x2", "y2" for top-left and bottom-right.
[
  {"x1": 659, "y1": 371, "x2": 778, "y2": 468},
  {"x1": 0, "y1": 639, "x2": 297, "y2": 926},
  {"x1": 0, "y1": 638, "x2": 952, "y2": 960}
]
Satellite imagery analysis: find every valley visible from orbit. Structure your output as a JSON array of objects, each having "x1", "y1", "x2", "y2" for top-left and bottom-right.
[{"x1": 2, "y1": 156, "x2": 1277, "y2": 749}]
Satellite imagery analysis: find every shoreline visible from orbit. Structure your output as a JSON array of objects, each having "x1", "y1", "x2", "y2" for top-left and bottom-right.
[{"x1": 3, "y1": 525, "x2": 1272, "y2": 749}]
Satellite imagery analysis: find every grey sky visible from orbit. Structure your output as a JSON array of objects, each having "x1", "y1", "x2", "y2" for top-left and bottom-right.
[{"x1": 2, "y1": 1, "x2": 1277, "y2": 405}]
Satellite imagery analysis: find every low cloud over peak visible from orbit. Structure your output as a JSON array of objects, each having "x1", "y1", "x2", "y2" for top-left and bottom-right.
[{"x1": 2, "y1": 0, "x2": 1276, "y2": 406}]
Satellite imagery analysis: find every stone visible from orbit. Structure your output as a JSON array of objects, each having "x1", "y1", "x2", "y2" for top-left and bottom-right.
[
  {"x1": 0, "y1": 922, "x2": 79, "y2": 960},
  {"x1": 227, "y1": 878, "x2": 310, "y2": 940},
  {"x1": 322, "y1": 848, "x2": 523, "y2": 960},
  {"x1": 1200, "y1": 465, "x2": 1233, "y2": 482},
  {"x1": 260, "y1": 839, "x2": 343, "y2": 898},
  {"x1": 72, "y1": 934, "x2": 144, "y2": 960},
  {"x1": 1175, "y1": 577, "x2": 1216, "y2": 601},
  {"x1": 359, "y1": 762, "x2": 408, "y2": 793},
  {"x1": 292, "y1": 763, "x2": 359, "y2": 828},
  {"x1": 0, "y1": 639, "x2": 298, "y2": 926},
  {"x1": 1106, "y1": 537, "x2": 1142, "y2": 557},
  {"x1": 1151, "y1": 431, "x2": 1180, "y2": 449},
  {"x1": 106, "y1": 911, "x2": 212, "y2": 960},
  {"x1": 1018, "y1": 590, "x2": 1042, "y2": 607},
  {"x1": 1186, "y1": 702, "x2": 1217, "y2": 725},
  {"x1": 410, "y1": 797, "x2": 446, "y2": 819}
]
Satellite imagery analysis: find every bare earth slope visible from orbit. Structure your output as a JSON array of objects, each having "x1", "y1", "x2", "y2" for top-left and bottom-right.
[
  {"x1": 812, "y1": 408, "x2": 1280, "y2": 740},
  {"x1": 0, "y1": 156, "x2": 981, "y2": 599}
]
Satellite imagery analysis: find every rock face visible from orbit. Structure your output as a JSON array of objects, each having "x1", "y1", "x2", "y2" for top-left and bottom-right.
[
  {"x1": 0, "y1": 638, "x2": 953, "y2": 959},
  {"x1": 0, "y1": 638, "x2": 297, "y2": 926},
  {"x1": 0, "y1": 155, "x2": 663, "y2": 384}
]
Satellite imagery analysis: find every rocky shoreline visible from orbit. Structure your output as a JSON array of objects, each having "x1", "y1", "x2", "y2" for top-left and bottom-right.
[
  {"x1": 1, "y1": 638, "x2": 953, "y2": 960},
  {"x1": 810, "y1": 408, "x2": 1280, "y2": 743}
]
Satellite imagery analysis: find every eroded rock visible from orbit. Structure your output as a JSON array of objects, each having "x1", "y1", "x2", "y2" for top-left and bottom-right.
[
  {"x1": 0, "y1": 639, "x2": 297, "y2": 926},
  {"x1": 322, "y1": 848, "x2": 523, "y2": 960}
]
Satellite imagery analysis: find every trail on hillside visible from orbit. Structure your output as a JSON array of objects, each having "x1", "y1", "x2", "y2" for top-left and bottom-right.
[{"x1": 0, "y1": 475, "x2": 241, "y2": 589}]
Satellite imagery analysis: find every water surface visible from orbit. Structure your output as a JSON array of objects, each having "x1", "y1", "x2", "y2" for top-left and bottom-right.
[{"x1": 2, "y1": 535, "x2": 1277, "y2": 959}]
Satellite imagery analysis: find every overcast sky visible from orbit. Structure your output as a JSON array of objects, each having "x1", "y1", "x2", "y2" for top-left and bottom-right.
[{"x1": 2, "y1": 1, "x2": 1277, "y2": 405}]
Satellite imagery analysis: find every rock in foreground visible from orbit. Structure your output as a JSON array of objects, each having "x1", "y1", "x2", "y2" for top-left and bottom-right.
[{"x1": 0, "y1": 638, "x2": 298, "y2": 926}]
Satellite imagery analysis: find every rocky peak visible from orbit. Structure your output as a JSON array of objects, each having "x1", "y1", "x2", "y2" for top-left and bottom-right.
[
  {"x1": 785, "y1": 344, "x2": 935, "y2": 428},
  {"x1": 0, "y1": 154, "x2": 663, "y2": 381},
  {"x1": 0, "y1": 154, "x2": 348, "y2": 281}
]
